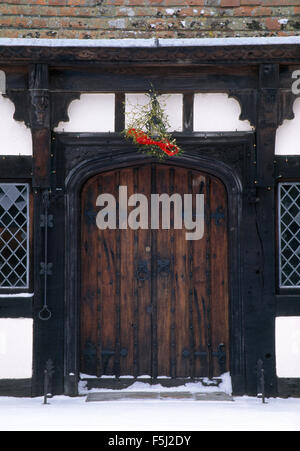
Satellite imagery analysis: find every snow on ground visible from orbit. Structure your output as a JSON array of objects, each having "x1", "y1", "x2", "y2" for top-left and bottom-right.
[
  {"x1": 79, "y1": 373, "x2": 232, "y2": 395},
  {"x1": 0, "y1": 396, "x2": 299, "y2": 431}
]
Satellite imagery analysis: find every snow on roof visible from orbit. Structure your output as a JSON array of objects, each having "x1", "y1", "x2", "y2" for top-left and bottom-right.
[{"x1": 0, "y1": 36, "x2": 299, "y2": 48}]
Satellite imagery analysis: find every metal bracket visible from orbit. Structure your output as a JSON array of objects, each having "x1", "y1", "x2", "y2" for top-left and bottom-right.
[
  {"x1": 43, "y1": 359, "x2": 55, "y2": 405},
  {"x1": 120, "y1": 348, "x2": 128, "y2": 357},
  {"x1": 211, "y1": 206, "x2": 225, "y2": 226},
  {"x1": 213, "y1": 343, "x2": 226, "y2": 375},
  {"x1": 40, "y1": 262, "x2": 53, "y2": 276},
  {"x1": 40, "y1": 214, "x2": 54, "y2": 228},
  {"x1": 84, "y1": 210, "x2": 97, "y2": 225},
  {"x1": 136, "y1": 262, "x2": 150, "y2": 281},
  {"x1": 257, "y1": 359, "x2": 266, "y2": 404},
  {"x1": 157, "y1": 259, "x2": 171, "y2": 277},
  {"x1": 182, "y1": 344, "x2": 226, "y2": 375}
]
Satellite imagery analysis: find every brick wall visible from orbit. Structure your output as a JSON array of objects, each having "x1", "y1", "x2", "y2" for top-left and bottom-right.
[{"x1": 0, "y1": 0, "x2": 299, "y2": 40}]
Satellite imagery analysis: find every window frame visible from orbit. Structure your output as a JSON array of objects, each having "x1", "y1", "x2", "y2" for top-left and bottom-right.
[
  {"x1": 278, "y1": 180, "x2": 300, "y2": 292},
  {"x1": 0, "y1": 180, "x2": 33, "y2": 295}
]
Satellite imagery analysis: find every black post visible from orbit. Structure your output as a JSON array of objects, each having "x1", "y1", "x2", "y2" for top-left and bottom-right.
[
  {"x1": 43, "y1": 360, "x2": 54, "y2": 405},
  {"x1": 257, "y1": 359, "x2": 266, "y2": 404}
]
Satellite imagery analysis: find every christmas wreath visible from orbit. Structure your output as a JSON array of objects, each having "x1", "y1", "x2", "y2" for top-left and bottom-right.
[{"x1": 124, "y1": 87, "x2": 182, "y2": 159}]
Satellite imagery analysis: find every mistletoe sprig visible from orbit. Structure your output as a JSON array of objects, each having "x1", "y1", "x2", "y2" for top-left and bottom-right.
[{"x1": 124, "y1": 87, "x2": 183, "y2": 159}]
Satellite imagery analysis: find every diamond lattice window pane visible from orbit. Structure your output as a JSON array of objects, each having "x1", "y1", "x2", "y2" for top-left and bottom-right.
[
  {"x1": 279, "y1": 183, "x2": 300, "y2": 288},
  {"x1": 0, "y1": 184, "x2": 29, "y2": 289}
]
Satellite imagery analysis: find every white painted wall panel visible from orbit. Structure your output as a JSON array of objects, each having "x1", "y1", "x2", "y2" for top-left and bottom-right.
[
  {"x1": 125, "y1": 93, "x2": 183, "y2": 132},
  {"x1": 1, "y1": 317, "x2": 299, "y2": 380},
  {"x1": 0, "y1": 319, "x2": 33, "y2": 379},
  {"x1": 55, "y1": 93, "x2": 115, "y2": 132},
  {"x1": 276, "y1": 98, "x2": 300, "y2": 155},
  {"x1": 194, "y1": 93, "x2": 253, "y2": 132},
  {"x1": 0, "y1": 95, "x2": 32, "y2": 156},
  {"x1": 160, "y1": 94, "x2": 183, "y2": 132},
  {"x1": 276, "y1": 317, "x2": 300, "y2": 378}
]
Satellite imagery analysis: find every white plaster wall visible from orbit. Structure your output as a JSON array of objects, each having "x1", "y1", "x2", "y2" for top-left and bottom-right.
[
  {"x1": 0, "y1": 319, "x2": 33, "y2": 379},
  {"x1": 55, "y1": 93, "x2": 115, "y2": 132},
  {"x1": 54, "y1": 92, "x2": 254, "y2": 135},
  {"x1": 276, "y1": 98, "x2": 300, "y2": 155},
  {"x1": 276, "y1": 317, "x2": 300, "y2": 378},
  {"x1": 0, "y1": 95, "x2": 32, "y2": 155},
  {"x1": 125, "y1": 93, "x2": 183, "y2": 132},
  {"x1": 1, "y1": 316, "x2": 300, "y2": 380},
  {"x1": 194, "y1": 93, "x2": 253, "y2": 132},
  {"x1": 0, "y1": 71, "x2": 6, "y2": 95}
]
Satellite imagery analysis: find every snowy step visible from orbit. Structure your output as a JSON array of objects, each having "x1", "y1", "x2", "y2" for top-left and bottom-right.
[{"x1": 86, "y1": 391, "x2": 233, "y2": 402}]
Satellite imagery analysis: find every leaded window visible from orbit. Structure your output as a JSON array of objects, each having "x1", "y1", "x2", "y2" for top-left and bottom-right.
[
  {"x1": 279, "y1": 182, "x2": 300, "y2": 288},
  {"x1": 0, "y1": 184, "x2": 30, "y2": 289}
]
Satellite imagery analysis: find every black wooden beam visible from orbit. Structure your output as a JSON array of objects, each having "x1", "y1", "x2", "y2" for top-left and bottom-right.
[
  {"x1": 0, "y1": 297, "x2": 33, "y2": 318},
  {"x1": 257, "y1": 64, "x2": 279, "y2": 187},
  {"x1": 241, "y1": 63, "x2": 280, "y2": 397},
  {"x1": 275, "y1": 155, "x2": 300, "y2": 180},
  {"x1": 31, "y1": 189, "x2": 44, "y2": 397},
  {"x1": 277, "y1": 378, "x2": 300, "y2": 398},
  {"x1": 55, "y1": 131, "x2": 254, "y2": 147},
  {"x1": 50, "y1": 66, "x2": 258, "y2": 93},
  {"x1": 276, "y1": 296, "x2": 300, "y2": 316},
  {"x1": 115, "y1": 93, "x2": 125, "y2": 133},
  {"x1": 0, "y1": 44, "x2": 299, "y2": 65},
  {"x1": 31, "y1": 188, "x2": 65, "y2": 397},
  {"x1": 183, "y1": 93, "x2": 194, "y2": 133},
  {"x1": 29, "y1": 64, "x2": 51, "y2": 188},
  {"x1": 0, "y1": 379, "x2": 32, "y2": 397},
  {"x1": 0, "y1": 156, "x2": 32, "y2": 179}
]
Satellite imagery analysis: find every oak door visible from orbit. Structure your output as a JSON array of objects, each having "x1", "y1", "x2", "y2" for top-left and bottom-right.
[{"x1": 80, "y1": 164, "x2": 229, "y2": 379}]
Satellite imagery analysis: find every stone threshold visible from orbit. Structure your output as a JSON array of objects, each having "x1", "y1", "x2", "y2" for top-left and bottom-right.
[{"x1": 86, "y1": 391, "x2": 233, "y2": 402}]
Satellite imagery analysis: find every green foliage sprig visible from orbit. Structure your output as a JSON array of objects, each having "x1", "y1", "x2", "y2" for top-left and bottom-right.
[{"x1": 124, "y1": 86, "x2": 183, "y2": 160}]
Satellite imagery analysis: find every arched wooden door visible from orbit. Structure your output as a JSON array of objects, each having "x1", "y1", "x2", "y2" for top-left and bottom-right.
[{"x1": 80, "y1": 164, "x2": 229, "y2": 381}]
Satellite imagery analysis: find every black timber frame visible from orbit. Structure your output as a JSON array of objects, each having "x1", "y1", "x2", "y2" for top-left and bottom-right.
[
  {"x1": 61, "y1": 132, "x2": 253, "y2": 397},
  {"x1": 0, "y1": 43, "x2": 299, "y2": 397}
]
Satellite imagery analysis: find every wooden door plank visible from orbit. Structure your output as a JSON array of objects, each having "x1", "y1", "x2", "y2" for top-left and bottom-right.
[
  {"x1": 155, "y1": 165, "x2": 173, "y2": 377},
  {"x1": 119, "y1": 168, "x2": 136, "y2": 375},
  {"x1": 191, "y1": 172, "x2": 209, "y2": 377},
  {"x1": 204, "y1": 177, "x2": 214, "y2": 379},
  {"x1": 210, "y1": 177, "x2": 230, "y2": 376},
  {"x1": 80, "y1": 177, "x2": 99, "y2": 376},
  {"x1": 135, "y1": 165, "x2": 152, "y2": 376},
  {"x1": 173, "y1": 167, "x2": 190, "y2": 378},
  {"x1": 150, "y1": 164, "x2": 158, "y2": 379},
  {"x1": 98, "y1": 171, "x2": 118, "y2": 376}
]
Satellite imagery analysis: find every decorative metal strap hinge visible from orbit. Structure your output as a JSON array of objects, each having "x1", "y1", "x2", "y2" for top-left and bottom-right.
[
  {"x1": 136, "y1": 261, "x2": 150, "y2": 281},
  {"x1": 185, "y1": 343, "x2": 227, "y2": 375},
  {"x1": 211, "y1": 206, "x2": 225, "y2": 226},
  {"x1": 157, "y1": 258, "x2": 171, "y2": 277},
  {"x1": 212, "y1": 343, "x2": 227, "y2": 375},
  {"x1": 40, "y1": 214, "x2": 54, "y2": 228},
  {"x1": 40, "y1": 262, "x2": 53, "y2": 276}
]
